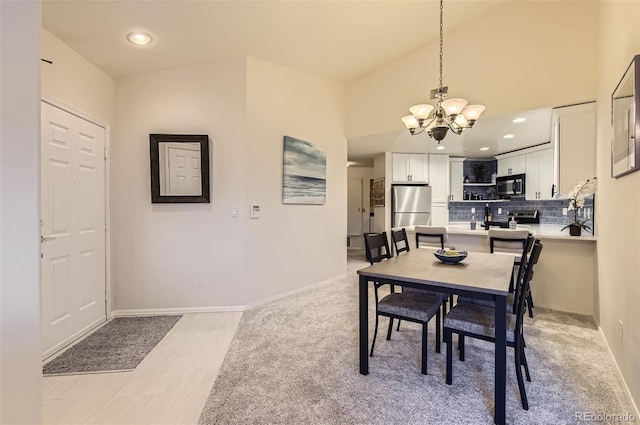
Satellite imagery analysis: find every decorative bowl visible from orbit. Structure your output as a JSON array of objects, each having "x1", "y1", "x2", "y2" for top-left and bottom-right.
[{"x1": 433, "y1": 249, "x2": 468, "y2": 264}]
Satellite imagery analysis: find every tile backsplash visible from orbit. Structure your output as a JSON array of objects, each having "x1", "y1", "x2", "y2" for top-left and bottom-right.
[{"x1": 448, "y1": 196, "x2": 595, "y2": 231}]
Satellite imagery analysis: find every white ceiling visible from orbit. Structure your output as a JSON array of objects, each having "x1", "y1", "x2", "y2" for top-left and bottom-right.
[
  {"x1": 41, "y1": 0, "x2": 509, "y2": 82},
  {"x1": 347, "y1": 107, "x2": 554, "y2": 166},
  {"x1": 42, "y1": 0, "x2": 539, "y2": 166}
]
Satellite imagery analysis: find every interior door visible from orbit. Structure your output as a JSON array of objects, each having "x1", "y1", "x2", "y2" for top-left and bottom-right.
[
  {"x1": 41, "y1": 101, "x2": 107, "y2": 358},
  {"x1": 347, "y1": 178, "x2": 363, "y2": 236},
  {"x1": 168, "y1": 143, "x2": 202, "y2": 195}
]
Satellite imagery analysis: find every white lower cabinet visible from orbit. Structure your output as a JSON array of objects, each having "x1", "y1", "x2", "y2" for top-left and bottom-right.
[{"x1": 431, "y1": 202, "x2": 449, "y2": 227}]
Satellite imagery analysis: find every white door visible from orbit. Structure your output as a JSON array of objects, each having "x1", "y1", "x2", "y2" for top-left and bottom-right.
[
  {"x1": 164, "y1": 143, "x2": 201, "y2": 195},
  {"x1": 41, "y1": 101, "x2": 106, "y2": 357},
  {"x1": 347, "y1": 178, "x2": 363, "y2": 236}
]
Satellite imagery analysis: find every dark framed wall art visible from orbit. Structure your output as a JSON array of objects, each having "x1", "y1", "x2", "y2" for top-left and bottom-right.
[
  {"x1": 149, "y1": 134, "x2": 210, "y2": 203},
  {"x1": 612, "y1": 54, "x2": 640, "y2": 178}
]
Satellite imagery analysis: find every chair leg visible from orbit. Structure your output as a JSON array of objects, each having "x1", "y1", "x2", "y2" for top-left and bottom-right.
[
  {"x1": 527, "y1": 294, "x2": 534, "y2": 318},
  {"x1": 459, "y1": 335, "x2": 465, "y2": 362},
  {"x1": 445, "y1": 328, "x2": 453, "y2": 384},
  {"x1": 514, "y1": 342, "x2": 529, "y2": 410},
  {"x1": 441, "y1": 300, "x2": 447, "y2": 342},
  {"x1": 521, "y1": 342, "x2": 531, "y2": 382},
  {"x1": 435, "y1": 311, "x2": 441, "y2": 354},
  {"x1": 421, "y1": 322, "x2": 428, "y2": 375},
  {"x1": 396, "y1": 319, "x2": 401, "y2": 331},
  {"x1": 386, "y1": 318, "x2": 394, "y2": 340},
  {"x1": 370, "y1": 314, "x2": 379, "y2": 357}
]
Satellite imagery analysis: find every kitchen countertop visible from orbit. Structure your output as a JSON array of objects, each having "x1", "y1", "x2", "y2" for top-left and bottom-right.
[
  {"x1": 446, "y1": 222, "x2": 596, "y2": 241},
  {"x1": 402, "y1": 223, "x2": 596, "y2": 241}
]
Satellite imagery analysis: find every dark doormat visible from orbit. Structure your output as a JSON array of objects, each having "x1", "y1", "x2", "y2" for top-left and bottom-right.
[{"x1": 43, "y1": 315, "x2": 182, "y2": 376}]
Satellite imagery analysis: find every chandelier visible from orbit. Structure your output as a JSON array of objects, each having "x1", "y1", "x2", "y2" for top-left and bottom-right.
[{"x1": 401, "y1": 0, "x2": 485, "y2": 143}]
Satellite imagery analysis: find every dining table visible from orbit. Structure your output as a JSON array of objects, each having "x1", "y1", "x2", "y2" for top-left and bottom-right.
[{"x1": 357, "y1": 248, "x2": 515, "y2": 425}]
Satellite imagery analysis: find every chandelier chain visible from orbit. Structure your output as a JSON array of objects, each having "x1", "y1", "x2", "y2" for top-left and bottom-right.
[{"x1": 439, "y1": 0, "x2": 443, "y2": 91}]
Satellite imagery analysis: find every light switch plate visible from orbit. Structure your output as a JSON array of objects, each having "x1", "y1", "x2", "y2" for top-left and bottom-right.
[
  {"x1": 471, "y1": 207, "x2": 476, "y2": 214},
  {"x1": 250, "y1": 204, "x2": 261, "y2": 219},
  {"x1": 231, "y1": 206, "x2": 239, "y2": 217},
  {"x1": 562, "y1": 208, "x2": 567, "y2": 216}
]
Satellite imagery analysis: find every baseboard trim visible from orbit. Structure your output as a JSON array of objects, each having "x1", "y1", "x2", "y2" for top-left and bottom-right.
[
  {"x1": 598, "y1": 327, "x2": 639, "y2": 418},
  {"x1": 244, "y1": 273, "x2": 348, "y2": 310},
  {"x1": 110, "y1": 305, "x2": 245, "y2": 318},
  {"x1": 109, "y1": 273, "x2": 349, "y2": 318},
  {"x1": 42, "y1": 316, "x2": 107, "y2": 361}
]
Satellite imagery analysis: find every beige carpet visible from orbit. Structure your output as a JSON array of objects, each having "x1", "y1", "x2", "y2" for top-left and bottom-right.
[{"x1": 199, "y1": 253, "x2": 634, "y2": 424}]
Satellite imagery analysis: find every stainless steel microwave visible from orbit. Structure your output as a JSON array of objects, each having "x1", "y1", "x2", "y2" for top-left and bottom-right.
[{"x1": 496, "y1": 174, "x2": 525, "y2": 198}]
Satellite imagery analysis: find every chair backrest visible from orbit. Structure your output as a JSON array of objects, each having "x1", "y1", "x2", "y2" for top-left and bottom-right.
[
  {"x1": 415, "y1": 226, "x2": 448, "y2": 249},
  {"x1": 391, "y1": 228, "x2": 410, "y2": 255},
  {"x1": 514, "y1": 234, "x2": 535, "y2": 282},
  {"x1": 514, "y1": 240, "x2": 543, "y2": 334},
  {"x1": 488, "y1": 229, "x2": 530, "y2": 255},
  {"x1": 363, "y1": 232, "x2": 392, "y2": 265}
]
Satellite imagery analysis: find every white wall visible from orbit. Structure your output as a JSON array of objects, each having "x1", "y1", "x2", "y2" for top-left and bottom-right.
[
  {"x1": 347, "y1": 0, "x2": 597, "y2": 139},
  {"x1": 243, "y1": 57, "x2": 347, "y2": 304},
  {"x1": 595, "y1": 0, "x2": 640, "y2": 413},
  {"x1": 0, "y1": 2, "x2": 42, "y2": 423},
  {"x1": 41, "y1": 29, "x2": 115, "y2": 125},
  {"x1": 111, "y1": 59, "x2": 249, "y2": 310}
]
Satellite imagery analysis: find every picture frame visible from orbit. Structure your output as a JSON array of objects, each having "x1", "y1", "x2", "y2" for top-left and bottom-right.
[
  {"x1": 149, "y1": 134, "x2": 210, "y2": 203},
  {"x1": 611, "y1": 54, "x2": 640, "y2": 178},
  {"x1": 371, "y1": 177, "x2": 385, "y2": 207},
  {"x1": 282, "y1": 136, "x2": 326, "y2": 205}
]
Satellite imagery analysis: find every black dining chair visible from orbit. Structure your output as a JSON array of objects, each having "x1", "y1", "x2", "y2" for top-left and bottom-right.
[
  {"x1": 458, "y1": 234, "x2": 535, "y2": 315},
  {"x1": 364, "y1": 232, "x2": 443, "y2": 375},
  {"x1": 414, "y1": 225, "x2": 455, "y2": 312},
  {"x1": 444, "y1": 240, "x2": 543, "y2": 410},
  {"x1": 390, "y1": 228, "x2": 411, "y2": 255},
  {"x1": 488, "y1": 230, "x2": 535, "y2": 317},
  {"x1": 391, "y1": 228, "x2": 449, "y2": 334},
  {"x1": 414, "y1": 226, "x2": 452, "y2": 250}
]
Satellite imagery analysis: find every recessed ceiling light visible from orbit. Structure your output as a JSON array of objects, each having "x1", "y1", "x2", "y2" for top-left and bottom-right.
[
  {"x1": 479, "y1": 147, "x2": 490, "y2": 151},
  {"x1": 512, "y1": 117, "x2": 526, "y2": 123},
  {"x1": 127, "y1": 31, "x2": 153, "y2": 46},
  {"x1": 436, "y1": 145, "x2": 445, "y2": 150},
  {"x1": 503, "y1": 134, "x2": 515, "y2": 139}
]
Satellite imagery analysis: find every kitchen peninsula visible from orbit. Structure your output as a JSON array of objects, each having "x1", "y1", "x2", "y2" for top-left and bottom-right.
[{"x1": 403, "y1": 224, "x2": 597, "y2": 316}]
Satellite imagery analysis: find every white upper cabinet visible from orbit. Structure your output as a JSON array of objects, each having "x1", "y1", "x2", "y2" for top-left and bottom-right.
[
  {"x1": 525, "y1": 148, "x2": 556, "y2": 200},
  {"x1": 553, "y1": 102, "x2": 596, "y2": 194},
  {"x1": 449, "y1": 158, "x2": 465, "y2": 201},
  {"x1": 428, "y1": 154, "x2": 450, "y2": 202},
  {"x1": 497, "y1": 154, "x2": 526, "y2": 176},
  {"x1": 392, "y1": 153, "x2": 428, "y2": 183}
]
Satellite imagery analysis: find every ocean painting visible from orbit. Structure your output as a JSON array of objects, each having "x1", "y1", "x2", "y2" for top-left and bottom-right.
[{"x1": 282, "y1": 136, "x2": 326, "y2": 205}]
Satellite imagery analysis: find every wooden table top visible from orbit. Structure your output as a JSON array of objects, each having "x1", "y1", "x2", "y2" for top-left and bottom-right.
[{"x1": 357, "y1": 249, "x2": 514, "y2": 296}]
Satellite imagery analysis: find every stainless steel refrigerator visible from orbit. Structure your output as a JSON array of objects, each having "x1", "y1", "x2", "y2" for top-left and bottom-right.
[{"x1": 392, "y1": 185, "x2": 432, "y2": 228}]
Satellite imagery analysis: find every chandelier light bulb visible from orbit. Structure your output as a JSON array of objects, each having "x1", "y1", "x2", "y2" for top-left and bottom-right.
[
  {"x1": 462, "y1": 105, "x2": 486, "y2": 121},
  {"x1": 409, "y1": 104, "x2": 434, "y2": 120},
  {"x1": 401, "y1": 115, "x2": 420, "y2": 130},
  {"x1": 441, "y1": 98, "x2": 468, "y2": 115}
]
